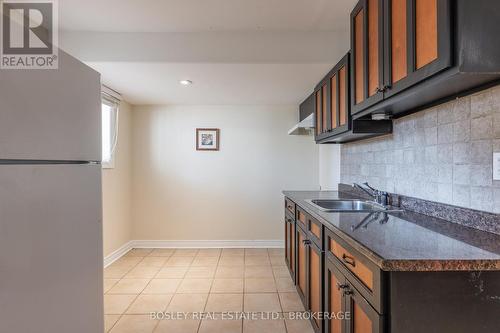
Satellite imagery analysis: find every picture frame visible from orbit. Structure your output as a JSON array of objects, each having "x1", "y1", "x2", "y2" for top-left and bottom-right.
[{"x1": 196, "y1": 128, "x2": 220, "y2": 151}]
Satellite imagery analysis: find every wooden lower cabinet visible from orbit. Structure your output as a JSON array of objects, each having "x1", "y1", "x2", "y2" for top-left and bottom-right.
[
  {"x1": 284, "y1": 215, "x2": 296, "y2": 280},
  {"x1": 325, "y1": 259, "x2": 346, "y2": 333},
  {"x1": 288, "y1": 199, "x2": 381, "y2": 333},
  {"x1": 345, "y1": 285, "x2": 383, "y2": 333},
  {"x1": 284, "y1": 198, "x2": 296, "y2": 280},
  {"x1": 285, "y1": 218, "x2": 289, "y2": 264},
  {"x1": 295, "y1": 222, "x2": 323, "y2": 333},
  {"x1": 287, "y1": 200, "x2": 500, "y2": 333},
  {"x1": 296, "y1": 225, "x2": 308, "y2": 303},
  {"x1": 309, "y1": 242, "x2": 323, "y2": 333},
  {"x1": 325, "y1": 258, "x2": 383, "y2": 333}
]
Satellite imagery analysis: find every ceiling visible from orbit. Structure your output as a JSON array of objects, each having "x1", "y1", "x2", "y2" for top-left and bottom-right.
[
  {"x1": 59, "y1": 0, "x2": 357, "y2": 105},
  {"x1": 86, "y1": 62, "x2": 333, "y2": 105}
]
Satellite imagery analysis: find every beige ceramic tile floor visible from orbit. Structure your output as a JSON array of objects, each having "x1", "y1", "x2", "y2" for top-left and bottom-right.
[{"x1": 103, "y1": 248, "x2": 314, "y2": 333}]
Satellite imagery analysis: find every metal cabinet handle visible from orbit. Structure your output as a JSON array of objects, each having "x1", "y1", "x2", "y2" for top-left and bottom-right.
[
  {"x1": 376, "y1": 85, "x2": 392, "y2": 93},
  {"x1": 302, "y1": 239, "x2": 311, "y2": 245},
  {"x1": 343, "y1": 289, "x2": 354, "y2": 296},
  {"x1": 342, "y1": 254, "x2": 356, "y2": 267},
  {"x1": 336, "y1": 283, "x2": 349, "y2": 290}
]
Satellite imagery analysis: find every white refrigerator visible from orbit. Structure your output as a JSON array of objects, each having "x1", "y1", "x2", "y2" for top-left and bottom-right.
[{"x1": 0, "y1": 50, "x2": 103, "y2": 332}]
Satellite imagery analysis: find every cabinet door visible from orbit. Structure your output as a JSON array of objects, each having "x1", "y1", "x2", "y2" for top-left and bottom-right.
[
  {"x1": 351, "y1": 0, "x2": 385, "y2": 114},
  {"x1": 384, "y1": 0, "x2": 451, "y2": 97},
  {"x1": 285, "y1": 216, "x2": 296, "y2": 281},
  {"x1": 285, "y1": 217, "x2": 291, "y2": 273},
  {"x1": 321, "y1": 83, "x2": 330, "y2": 134},
  {"x1": 291, "y1": 221, "x2": 296, "y2": 278},
  {"x1": 325, "y1": 259, "x2": 347, "y2": 333},
  {"x1": 331, "y1": 58, "x2": 350, "y2": 132},
  {"x1": 345, "y1": 285, "x2": 383, "y2": 333},
  {"x1": 315, "y1": 89, "x2": 322, "y2": 137},
  {"x1": 296, "y1": 225, "x2": 308, "y2": 304},
  {"x1": 330, "y1": 73, "x2": 338, "y2": 130},
  {"x1": 285, "y1": 218, "x2": 289, "y2": 261},
  {"x1": 338, "y1": 65, "x2": 348, "y2": 127},
  {"x1": 308, "y1": 242, "x2": 323, "y2": 333}
]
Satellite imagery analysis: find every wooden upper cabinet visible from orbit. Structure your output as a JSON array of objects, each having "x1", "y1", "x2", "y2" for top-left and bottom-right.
[
  {"x1": 330, "y1": 74, "x2": 338, "y2": 130},
  {"x1": 339, "y1": 66, "x2": 347, "y2": 126},
  {"x1": 351, "y1": 0, "x2": 451, "y2": 113},
  {"x1": 314, "y1": 83, "x2": 329, "y2": 138},
  {"x1": 322, "y1": 84, "x2": 328, "y2": 133},
  {"x1": 315, "y1": 53, "x2": 350, "y2": 143},
  {"x1": 390, "y1": 0, "x2": 408, "y2": 84},
  {"x1": 351, "y1": 0, "x2": 384, "y2": 114},
  {"x1": 415, "y1": 0, "x2": 439, "y2": 69},
  {"x1": 383, "y1": 0, "x2": 451, "y2": 97},
  {"x1": 368, "y1": 0, "x2": 380, "y2": 97},
  {"x1": 315, "y1": 90, "x2": 322, "y2": 136},
  {"x1": 354, "y1": 9, "x2": 364, "y2": 105}
]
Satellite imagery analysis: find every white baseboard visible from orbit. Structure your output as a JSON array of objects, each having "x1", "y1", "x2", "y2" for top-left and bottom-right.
[
  {"x1": 103, "y1": 241, "x2": 134, "y2": 268},
  {"x1": 132, "y1": 239, "x2": 284, "y2": 249},
  {"x1": 103, "y1": 239, "x2": 284, "y2": 267}
]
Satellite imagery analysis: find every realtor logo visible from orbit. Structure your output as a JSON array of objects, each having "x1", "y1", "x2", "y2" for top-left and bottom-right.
[{"x1": 1, "y1": 0, "x2": 58, "y2": 69}]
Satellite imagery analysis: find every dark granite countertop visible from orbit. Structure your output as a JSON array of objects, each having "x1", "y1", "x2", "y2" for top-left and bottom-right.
[{"x1": 283, "y1": 190, "x2": 500, "y2": 272}]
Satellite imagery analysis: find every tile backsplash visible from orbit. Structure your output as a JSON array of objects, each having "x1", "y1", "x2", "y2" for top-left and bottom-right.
[{"x1": 340, "y1": 84, "x2": 500, "y2": 214}]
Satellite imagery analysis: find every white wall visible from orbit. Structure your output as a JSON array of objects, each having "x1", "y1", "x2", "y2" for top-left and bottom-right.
[
  {"x1": 131, "y1": 105, "x2": 319, "y2": 241},
  {"x1": 319, "y1": 145, "x2": 341, "y2": 190},
  {"x1": 102, "y1": 101, "x2": 133, "y2": 257}
]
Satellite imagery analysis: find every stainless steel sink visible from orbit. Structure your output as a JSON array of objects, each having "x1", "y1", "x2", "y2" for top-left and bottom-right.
[{"x1": 306, "y1": 199, "x2": 388, "y2": 212}]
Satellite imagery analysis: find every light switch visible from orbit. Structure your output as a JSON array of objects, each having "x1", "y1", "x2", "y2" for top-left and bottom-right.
[{"x1": 494, "y1": 153, "x2": 500, "y2": 180}]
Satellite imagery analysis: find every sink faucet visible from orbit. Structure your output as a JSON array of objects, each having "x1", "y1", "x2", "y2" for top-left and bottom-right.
[{"x1": 353, "y1": 182, "x2": 389, "y2": 206}]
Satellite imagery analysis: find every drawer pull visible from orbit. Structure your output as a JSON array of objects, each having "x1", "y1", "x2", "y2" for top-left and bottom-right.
[
  {"x1": 342, "y1": 254, "x2": 356, "y2": 267},
  {"x1": 302, "y1": 239, "x2": 311, "y2": 245}
]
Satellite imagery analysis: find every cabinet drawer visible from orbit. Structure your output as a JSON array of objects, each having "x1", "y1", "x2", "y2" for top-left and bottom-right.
[
  {"x1": 325, "y1": 227, "x2": 385, "y2": 314},
  {"x1": 308, "y1": 217, "x2": 322, "y2": 249},
  {"x1": 296, "y1": 206, "x2": 308, "y2": 229},
  {"x1": 329, "y1": 237, "x2": 373, "y2": 291},
  {"x1": 285, "y1": 198, "x2": 295, "y2": 216},
  {"x1": 296, "y1": 207, "x2": 323, "y2": 248}
]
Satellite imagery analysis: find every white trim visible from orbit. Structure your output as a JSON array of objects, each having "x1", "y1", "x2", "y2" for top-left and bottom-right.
[
  {"x1": 103, "y1": 241, "x2": 133, "y2": 268},
  {"x1": 132, "y1": 240, "x2": 284, "y2": 249},
  {"x1": 102, "y1": 85, "x2": 122, "y2": 102},
  {"x1": 103, "y1": 240, "x2": 284, "y2": 267}
]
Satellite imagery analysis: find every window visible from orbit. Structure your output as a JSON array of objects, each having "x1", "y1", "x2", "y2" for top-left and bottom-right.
[{"x1": 101, "y1": 97, "x2": 119, "y2": 168}]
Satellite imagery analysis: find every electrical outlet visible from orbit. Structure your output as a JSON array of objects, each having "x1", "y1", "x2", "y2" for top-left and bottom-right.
[{"x1": 494, "y1": 153, "x2": 500, "y2": 181}]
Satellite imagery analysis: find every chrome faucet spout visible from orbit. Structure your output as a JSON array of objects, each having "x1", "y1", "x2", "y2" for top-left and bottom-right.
[
  {"x1": 353, "y1": 183, "x2": 375, "y2": 197},
  {"x1": 353, "y1": 183, "x2": 389, "y2": 206}
]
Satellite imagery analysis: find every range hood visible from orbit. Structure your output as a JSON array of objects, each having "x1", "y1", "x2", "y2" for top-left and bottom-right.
[
  {"x1": 288, "y1": 113, "x2": 314, "y2": 135},
  {"x1": 288, "y1": 93, "x2": 315, "y2": 135}
]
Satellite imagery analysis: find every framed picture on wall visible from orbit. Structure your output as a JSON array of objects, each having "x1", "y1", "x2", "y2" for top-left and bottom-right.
[{"x1": 196, "y1": 128, "x2": 220, "y2": 151}]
